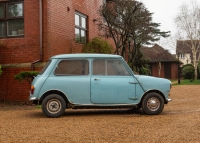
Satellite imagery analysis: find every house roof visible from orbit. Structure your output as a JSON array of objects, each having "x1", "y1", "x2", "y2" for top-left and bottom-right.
[
  {"x1": 141, "y1": 44, "x2": 178, "y2": 62},
  {"x1": 176, "y1": 40, "x2": 192, "y2": 53},
  {"x1": 176, "y1": 40, "x2": 200, "y2": 53}
]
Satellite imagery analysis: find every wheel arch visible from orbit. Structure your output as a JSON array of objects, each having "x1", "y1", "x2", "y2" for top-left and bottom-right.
[
  {"x1": 39, "y1": 90, "x2": 69, "y2": 106},
  {"x1": 140, "y1": 90, "x2": 167, "y2": 105}
]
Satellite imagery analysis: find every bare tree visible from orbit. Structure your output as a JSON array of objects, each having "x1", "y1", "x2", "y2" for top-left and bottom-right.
[
  {"x1": 175, "y1": 0, "x2": 200, "y2": 79},
  {"x1": 98, "y1": 0, "x2": 169, "y2": 71}
]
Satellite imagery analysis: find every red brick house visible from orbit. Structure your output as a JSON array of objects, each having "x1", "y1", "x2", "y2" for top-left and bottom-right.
[
  {"x1": 141, "y1": 44, "x2": 179, "y2": 79},
  {"x1": 0, "y1": 0, "x2": 112, "y2": 101}
]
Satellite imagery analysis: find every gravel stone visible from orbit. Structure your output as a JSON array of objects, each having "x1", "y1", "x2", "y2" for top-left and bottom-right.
[{"x1": 0, "y1": 85, "x2": 200, "y2": 143}]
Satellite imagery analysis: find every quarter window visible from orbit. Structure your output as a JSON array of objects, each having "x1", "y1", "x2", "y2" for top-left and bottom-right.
[
  {"x1": 93, "y1": 59, "x2": 130, "y2": 76},
  {"x1": 39, "y1": 60, "x2": 52, "y2": 75},
  {"x1": 75, "y1": 12, "x2": 87, "y2": 43},
  {"x1": 0, "y1": 1, "x2": 24, "y2": 38},
  {"x1": 55, "y1": 60, "x2": 89, "y2": 75}
]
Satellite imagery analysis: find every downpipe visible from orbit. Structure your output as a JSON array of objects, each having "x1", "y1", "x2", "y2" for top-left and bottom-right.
[{"x1": 31, "y1": 0, "x2": 43, "y2": 71}]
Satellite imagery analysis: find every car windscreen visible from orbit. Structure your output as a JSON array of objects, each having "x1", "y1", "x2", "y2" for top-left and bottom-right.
[{"x1": 39, "y1": 60, "x2": 51, "y2": 75}]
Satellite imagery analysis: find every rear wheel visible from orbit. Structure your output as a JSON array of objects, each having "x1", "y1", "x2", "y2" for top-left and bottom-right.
[
  {"x1": 42, "y1": 94, "x2": 66, "y2": 118},
  {"x1": 142, "y1": 92, "x2": 164, "y2": 115}
]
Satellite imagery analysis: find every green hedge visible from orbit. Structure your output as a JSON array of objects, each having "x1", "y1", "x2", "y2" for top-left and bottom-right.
[
  {"x1": 0, "y1": 65, "x2": 2, "y2": 75},
  {"x1": 82, "y1": 37, "x2": 112, "y2": 54},
  {"x1": 14, "y1": 71, "x2": 39, "y2": 84},
  {"x1": 182, "y1": 64, "x2": 195, "y2": 80}
]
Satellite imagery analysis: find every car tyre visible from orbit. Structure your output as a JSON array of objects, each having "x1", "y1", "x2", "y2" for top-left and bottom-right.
[
  {"x1": 142, "y1": 92, "x2": 164, "y2": 115},
  {"x1": 42, "y1": 94, "x2": 66, "y2": 118}
]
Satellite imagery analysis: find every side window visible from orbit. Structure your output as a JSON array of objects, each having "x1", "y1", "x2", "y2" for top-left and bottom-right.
[
  {"x1": 93, "y1": 60, "x2": 106, "y2": 75},
  {"x1": 93, "y1": 59, "x2": 130, "y2": 76},
  {"x1": 55, "y1": 60, "x2": 89, "y2": 75},
  {"x1": 107, "y1": 60, "x2": 130, "y2": 75}
]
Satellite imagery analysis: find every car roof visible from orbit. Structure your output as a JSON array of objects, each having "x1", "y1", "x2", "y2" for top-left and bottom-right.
[{"x1": 50, "y1": 54, "x2": 122, "y2": 59}]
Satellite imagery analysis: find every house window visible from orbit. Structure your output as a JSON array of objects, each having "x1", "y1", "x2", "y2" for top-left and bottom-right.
[
  {"x1": 0, "y1": 1, "x2": 24, "y2": 38},
  {"x1": 180, "y1": 54, "x2": 185, "y2": 59},
  {"x1": 75, "y1": 12, "x2": 87, "y2": 43}
]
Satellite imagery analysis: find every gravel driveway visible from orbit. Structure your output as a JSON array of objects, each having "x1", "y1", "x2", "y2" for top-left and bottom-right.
[{"x1": 0, "y1": 85, "x2": 200, "y2": 143}]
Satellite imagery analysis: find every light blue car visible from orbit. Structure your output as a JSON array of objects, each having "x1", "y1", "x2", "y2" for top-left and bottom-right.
[{"x1": 30, "y1": 54, "x2": 172, "y2": 118}]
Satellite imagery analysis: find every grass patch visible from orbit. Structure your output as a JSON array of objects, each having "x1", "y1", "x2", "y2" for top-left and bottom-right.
[
  {"x1": 36, "y1": 105, "x2": 42, "y2": 108},
  {"x1": 173, "y1": 79, "x2": 200, "y2": 85},
  {"x1": 170, "y1": 79, "x2": 177, "y2": 82}
]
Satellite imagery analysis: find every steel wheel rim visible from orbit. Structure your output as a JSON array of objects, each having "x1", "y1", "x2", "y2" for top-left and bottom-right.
[
  {"x1": 147, "y1": 97, "x2": 160, "y2": 111},
  {"x1": 46, "y1": 99, "x2": 62, "y2": 114}
]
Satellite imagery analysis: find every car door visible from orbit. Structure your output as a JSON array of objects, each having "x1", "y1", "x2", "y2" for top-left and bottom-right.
[
  {"x1": 48, "y1": 59, "x2": 91, "y2": 104},
  {"x1": 91, "y1": 59, "x2": 138, "y2": 104}
]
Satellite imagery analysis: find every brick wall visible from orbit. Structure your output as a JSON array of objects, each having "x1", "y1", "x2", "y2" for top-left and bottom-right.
[
  {"x1": 151, "y1": 62, "x2": 178, "y2": 79},
  {"x1": 171, "y1": 63, "x2": 178, "y2": 79},
  {"x1": 0, "y1": 0, "x2": 40, "y2": 64},
  {"x1": 0, "y1": 67, "x2": 30, "y2": 101},
  {"x1": 44, "y1": 0, "x2": 105, "y2": 60},
  {"x1": 0, "y1": 0, "x2": 41, "y2": 101}
]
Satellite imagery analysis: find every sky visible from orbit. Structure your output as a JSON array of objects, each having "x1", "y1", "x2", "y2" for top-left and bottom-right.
[
  {"x1": 138, "y1": 0, "x2": 191, "y2": 53},
  {"x1": 140, "y1": 0, "x2": 189, "y2": 35}
]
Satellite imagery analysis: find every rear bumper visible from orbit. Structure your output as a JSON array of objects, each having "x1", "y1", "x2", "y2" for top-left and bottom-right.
[{"x1": 30, "y1": 97, "x2": 39, "y2": 101}]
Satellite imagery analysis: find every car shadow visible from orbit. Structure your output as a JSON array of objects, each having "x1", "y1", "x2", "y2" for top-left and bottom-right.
[
  {"x1": 26, "y1": 108, "x2": 144, "y2": 118},
  {"x1": 63, "y1": 108, "x2": 144, "y2": 117}
]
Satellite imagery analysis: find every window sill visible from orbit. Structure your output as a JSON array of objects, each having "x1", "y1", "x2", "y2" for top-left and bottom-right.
[{"x1": 0, "y1": 35, "x2": 24, "y2": 39}]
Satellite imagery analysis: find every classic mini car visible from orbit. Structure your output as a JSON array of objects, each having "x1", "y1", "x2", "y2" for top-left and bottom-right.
[{"x1": 30, "y1": 54, "x2": 172, "y2": 118}]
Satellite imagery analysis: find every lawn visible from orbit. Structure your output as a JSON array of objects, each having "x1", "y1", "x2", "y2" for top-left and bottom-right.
[{"x1": 172, "y1": 79, "x2": 200, "y2": 85}]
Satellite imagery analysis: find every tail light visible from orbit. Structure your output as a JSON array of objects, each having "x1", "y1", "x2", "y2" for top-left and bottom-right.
[{"x1": 30, "y1": 86, "x2": 35, "y2": 94}]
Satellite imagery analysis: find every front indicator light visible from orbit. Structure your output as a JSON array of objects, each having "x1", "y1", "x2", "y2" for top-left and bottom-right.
[{"x1": 31, "y1": 86, "x2": 35, "y2": 94}]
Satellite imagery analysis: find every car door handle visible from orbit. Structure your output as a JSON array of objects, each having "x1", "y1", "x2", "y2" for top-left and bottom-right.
[
  {"x1": 129, "y1": 82, "x2": 137, "y2": 84},
  {"x1": 94, "y1": 78, "x2": 99, "y2": 81}
]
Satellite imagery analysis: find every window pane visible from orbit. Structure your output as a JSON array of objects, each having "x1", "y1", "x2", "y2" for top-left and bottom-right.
[
  {"x1": 75, "y1": 28, "x2": 80, "y2": 42},
  {"x1": 55, "y1": 60, "x2": 89, "y2": 75},
  {"x1": 81, "y1": 17, "x2": 86, "y2": 28},
  {"x1": 107, "y1": 60, "x2": 130, "y2": 76},
  {"x1": 75, "y1": 14, "x2": 79, "y2": 26},
  {"x1": 7, "y1": 19, "x2": 24, "y2": 36},
  {"x1": 81, "y1": 30, "x2": 86, "y2": 43},
  {"x1": 7, "y1": 3, "x2": 23, "y2": 18},
  {"x1": 93, "y1": 60, "x2": 106, "y2": 75},
  {"x1": 0, "y1": 5, "x2": 4, "y2": 19},
  {"x1": 0, "y1": 21, "x2": 5, "y2": 37}
]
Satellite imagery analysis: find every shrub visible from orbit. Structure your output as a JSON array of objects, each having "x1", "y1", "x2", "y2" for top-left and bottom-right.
[
  {"x1": 181, "y1": 64, "x2": 194, "y2": 69},
  {"x1": 182, "y1": 64, "x2": 195, "y2": 80},
  {"x1": 140, "y1": 67, "x2": 151, "y2": 75},
  {"x1": 82, "y1": 37, "x2": 112, "y2": 54},
  {"x1": 0, "y1": 65, "x2": 2, "y2": 75},
  {"x1": 14, "y1": 71, "x2": 39, "y2": 84},
  {"x1": 198, "y1": 61, "x2": 200, "y2": 79}
]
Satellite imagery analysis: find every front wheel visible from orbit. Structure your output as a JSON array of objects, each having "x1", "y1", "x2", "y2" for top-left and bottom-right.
[
  {"x1": 42, "y1": 94, "x2": 66, "y2": 118},
  {"x1": 142, "y1": 92, "x2": 164, "y2": 115}
]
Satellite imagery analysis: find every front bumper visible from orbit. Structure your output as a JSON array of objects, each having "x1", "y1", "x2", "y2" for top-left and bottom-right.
[{"x1": 167, "y1": 98, "x2": 172, "y2": 102}]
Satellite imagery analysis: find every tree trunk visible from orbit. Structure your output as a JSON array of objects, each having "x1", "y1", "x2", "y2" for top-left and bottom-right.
[
  {"x1": 192, "y1": 46, "x2": 198, "y2": 80},
  {"x1": 158, "y1": 61, "x2": 161, "y2": 77}
]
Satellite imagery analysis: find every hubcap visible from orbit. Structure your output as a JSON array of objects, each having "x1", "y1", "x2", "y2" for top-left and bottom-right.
[
  {"x1": 147, "y1": 97, "x2": 160, "y2": 111},
  {"x1": 47, "y1": 99, "x2": 61, "y2": 114}
]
